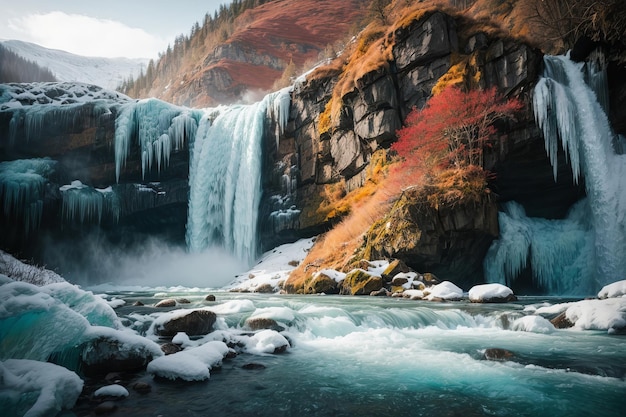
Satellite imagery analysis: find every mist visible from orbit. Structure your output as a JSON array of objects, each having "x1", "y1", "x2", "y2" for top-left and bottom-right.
[{"x1": 41, "y1": 233, "x2": 247, "y2": 289}]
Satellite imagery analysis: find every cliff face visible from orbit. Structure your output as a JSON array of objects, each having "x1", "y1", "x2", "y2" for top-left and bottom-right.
[
  {"x1": 0, "y1": 84, "x2": 191, "y2": 260},
  {"x1": 263, "y1": 11, "x2": 595, "y2": 284}
]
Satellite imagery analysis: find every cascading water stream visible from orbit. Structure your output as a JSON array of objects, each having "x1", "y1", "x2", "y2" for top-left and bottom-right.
[{"x1": 485, "y1": 54, "x2": 626, "y2": 294}]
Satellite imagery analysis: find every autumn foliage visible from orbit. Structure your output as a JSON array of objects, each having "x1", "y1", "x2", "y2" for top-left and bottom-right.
[{"x1": 392, "y1": 86, "x2": 522, "y2": 178}]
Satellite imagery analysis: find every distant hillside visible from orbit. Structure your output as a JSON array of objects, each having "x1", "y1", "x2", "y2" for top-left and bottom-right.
[
  {"x1": 122, "y1": 0, "x2": 370, "y2": 107},
  {"x1": 1, "y1": 40, "x2": 148, "y2": 90},
  {"x1": 0, "y1": 44, "x2": 56, "y2": 83}
]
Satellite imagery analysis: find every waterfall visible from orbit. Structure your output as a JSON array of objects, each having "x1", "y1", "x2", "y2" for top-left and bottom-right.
[
  {"x1": 185, "y1": 90, "x2": 292, "y2": 265},
  {"x1": 485, "y1": 54, "x2": 625, "y2": 294}
]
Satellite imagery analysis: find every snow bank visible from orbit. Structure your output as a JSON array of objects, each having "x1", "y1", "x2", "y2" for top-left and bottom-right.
[
  {"x1": 0, "y1": 359, "x2": 83, "y2": 417},
  {"x1": 227, "y1": 238, "x2": 315, "y2": 292},
  {"x1": 0, "y1": 251, "x2": 64, "y2": 286},
  {"x1": 146, "y1": 341, "x2": 229, "y2": 381},
  {"x1": 468, "y1": 283, "x2": 514, "y2": 302}
]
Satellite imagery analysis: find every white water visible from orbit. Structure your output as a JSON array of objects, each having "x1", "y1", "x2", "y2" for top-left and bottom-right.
[
  {"x1": 486, "y1": 54, "x2": 626, "y2": 293},
  {"x1": 32, "y1": 287, "x2": 626, "y2": 416}
]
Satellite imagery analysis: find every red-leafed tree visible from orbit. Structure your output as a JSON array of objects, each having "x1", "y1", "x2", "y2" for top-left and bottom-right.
[{"x1": 393, "y1": 86, "x2": 523, "y2": 174}]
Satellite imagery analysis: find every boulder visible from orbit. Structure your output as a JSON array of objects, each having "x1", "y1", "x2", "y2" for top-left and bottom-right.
[
  {"x1": 154, "y1": 299, "x2": 176, "y2": 308},
  {"x1": 161, "y1": 343, "x2": 182, "y2": 355},
  {"x1": 381, "y1": 259, "x2": 411, "y2": 282},
  {"x1": 155, "y1": 310, "x2": 217, "y2": 337},
  {"x1": 468, "y1": 283, "x2": 517, "y2": 303},
  {"x1": 254, "y1": 283, "x2": 276, "y2": 293},
  {"x1": 78, "y1": 336, "x2": 159, "y2": 376},
  {"x1": 305, "y1": 272, "x2": 340, "y2": 294},
  {"x1": 426, "y1": 281, "x2": 463, "y2": 301},
  {"x1": 370, "y1": 288, "x2": 391, "y2": 297},
  {"x1": 483, "y1": 348, "x2": 515, "y2": 361},
  {"x1": 340, "y1": 269, "x2": 383, "y2": 295},
  {"x1": 205, "y1": 294, "x2": 216, "y2": 302},
  {"x1": 244, "y1": 317, "x2": 285, "y2": 332},
  {"x1": 550, "y1": 312, "x2": 574, "y2": 329}
]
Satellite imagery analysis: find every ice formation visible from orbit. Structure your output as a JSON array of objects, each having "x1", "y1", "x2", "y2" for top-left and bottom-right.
[
  {"x1": 0, "y1": 158, "x2": 56, "y2": 234},
  {"x1": 59, "y1": 180, "x2": 120, "y2": 224},
  {"x1": 486, "y1": 54, "x2": 625, "y2": 294},
  {"x1": 484, "y1": 200, "x2": 595, "y2": 295},
  {"x1": 186, "y1": 90, "x2": 292, "y2": 264},
  {"x1": 114, "y1": 99, "x2": 200, "y2": 182}
]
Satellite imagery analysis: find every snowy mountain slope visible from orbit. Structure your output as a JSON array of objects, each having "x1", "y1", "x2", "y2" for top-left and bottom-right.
[{"x1": 1, "y1": 40, "x2": 149, "y2": 90}]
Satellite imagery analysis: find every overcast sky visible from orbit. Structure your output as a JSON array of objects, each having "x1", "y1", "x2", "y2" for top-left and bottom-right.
[{"x1": 0, "y1": 0, "x2": 230, "y2": 59}]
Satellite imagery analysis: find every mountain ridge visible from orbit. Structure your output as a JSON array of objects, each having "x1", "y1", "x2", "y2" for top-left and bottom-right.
[{"x1": 1, "y1": 40, "x2": 148, "y2": 90}]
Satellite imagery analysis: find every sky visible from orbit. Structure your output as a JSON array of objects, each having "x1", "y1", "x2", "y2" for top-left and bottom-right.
[{"x1": 0, "y1": 0, "x2": 230, "y2": 59}]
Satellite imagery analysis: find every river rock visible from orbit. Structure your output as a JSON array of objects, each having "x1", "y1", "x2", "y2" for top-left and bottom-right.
[
  {"x1": 155, "y1": 299, "x2": 177, "y2": 308},
  {"x1": 468, "y1": 283, "x2": 517, "y2": 303},
  {"x1": 254, "y1": 283, "x2": 276, "y2": 293},
  {"x1": 94, "y1": 401, "x2": 118, "y2": 415},
  {"x1": 205, "y1": 294, "x2": 216, "y2": 301},
  {"x1": 340, "y1": 269, "x2": 383, "y2": 295},
  {"x1": 155, "y1": 310, "x2": 217, "y2": 337},
  {"x1": 483, "y1": 348, "x2": 515, "y2": 361},
  {"x1": 381, "y1": 259, "x2": 411, "y2": 282},
  {"x1": 177, "y1": 298, "x2": 191, "y2": 304},
  {"x1": 242, "y1": 363, "x2": 266, "y2": 370},
  {"x1": 132, "y1": 381, "x2": 152, "y2": 394},
  {"x1": 78, "y1": 336, "x2": 159, "y2": 376},
  {"x1": 161, "y1": 343, "x2": 182, "y2": 355},
  {"x1": 306, "y1": 272, "x2": 340, "y2": 294},
  {"x1": 370, "y1": 287, "x2": 391, "y2": 297},
  {"x1": 550, "y1": 312, "x2": 574, "y2": 329},
  {"x1": 245, "y1": 317, "x2": 285, "y2": 332}
]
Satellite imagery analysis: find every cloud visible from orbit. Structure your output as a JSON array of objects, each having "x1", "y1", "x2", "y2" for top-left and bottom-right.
[{"x1": 7, "y1": 11, "x2": 168, "y2": 59}]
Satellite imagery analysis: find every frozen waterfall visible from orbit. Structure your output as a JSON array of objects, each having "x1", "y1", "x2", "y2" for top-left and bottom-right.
[
  {"x1": 485, "y1": 54, "x2": 626, "y2": 294},
  {"x1": 185, "y1": 90, "x2": 292, "y2": 265}
]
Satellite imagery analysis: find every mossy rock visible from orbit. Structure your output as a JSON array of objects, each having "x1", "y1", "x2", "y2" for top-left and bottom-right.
[
  {"x1": 306, "y1": 273, "x2": 340, "y2": 294},
  {"x1": 381, "y1": 259, "x2": 411, "y2": 282},
  {"x1": 340, "y1": 269, "x2": 383, "y2": 295}
]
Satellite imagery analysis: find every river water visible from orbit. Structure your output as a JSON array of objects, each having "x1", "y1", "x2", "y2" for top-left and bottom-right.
[{"x1": 66, "y1": 290, "x2": 626, "y2": 417}]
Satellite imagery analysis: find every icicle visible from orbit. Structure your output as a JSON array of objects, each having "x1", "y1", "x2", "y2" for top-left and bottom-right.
[
  {"x1": 114, "y1": 99, "x2": 200, "y2": 182},
  {"x1": 509, "y1": 53, "x2": 626, "y2": 291},
  {"x1": 266, "y1": 87, "x2": 292, "y2": 150},
  {"x1": 59, "y1": 180, "x2": 120, "y2": 224}
]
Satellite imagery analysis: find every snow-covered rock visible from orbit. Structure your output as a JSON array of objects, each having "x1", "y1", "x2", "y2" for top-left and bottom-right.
[
  {"x1": 146, "y1": 341, "x2": 229, "y2": 381},
  {"x1": 468, "y1": 283, "x2": 516, "y2": 303},
  {"x1": 536, "y1": 298, "x2": 626, "y2": 334},
  {"x1": 426, "y1": 281, "x2": 463, "y2": 301},
  {"x1": 598, "y1": 280, "x2": 626, "y2": 299},
  {"x1": 93, "y1": 384, "x2": 129, "y2": 398},
  {"x1": 511, "y1": 315, "x2": 555, "y2": 333},
  {"x1": 0, "y1": 250, "x2": 65, "y2": 286},
  {"x1": 245, "y1": 329, "x2": 290, "y2": 354}
]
